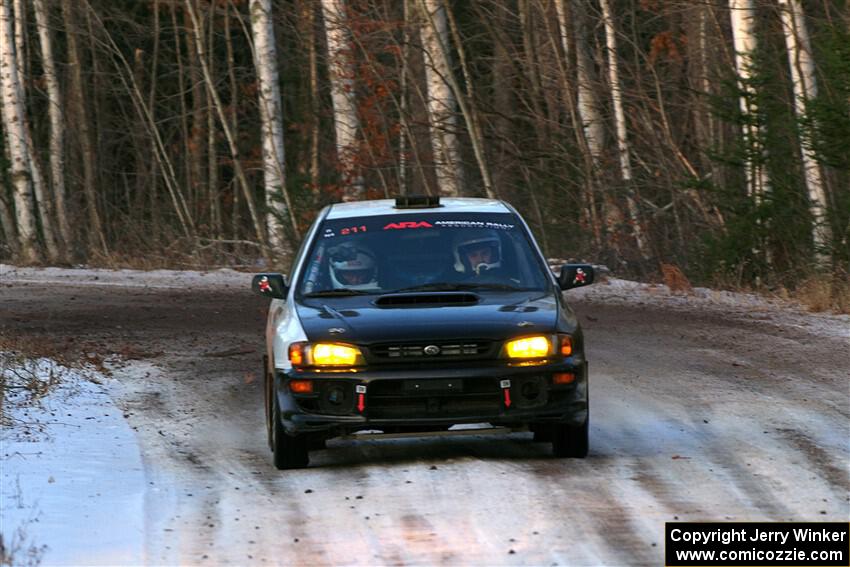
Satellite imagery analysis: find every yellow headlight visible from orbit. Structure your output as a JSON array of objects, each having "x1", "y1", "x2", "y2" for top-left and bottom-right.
[
  {"x1": 310, "y1": 343, "x2": 363, "y2": 366},
  {"x1": 504, "y1": 336, "x2": 552, "y2": 358}
]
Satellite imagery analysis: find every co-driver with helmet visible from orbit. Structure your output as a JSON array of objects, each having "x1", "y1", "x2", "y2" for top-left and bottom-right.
[
  {"x1": 328, "y1": 245, "x2": 379, "y2": 290},
  {"x1": 451, "y1": 229, "x2": 503, "y2": 278}
]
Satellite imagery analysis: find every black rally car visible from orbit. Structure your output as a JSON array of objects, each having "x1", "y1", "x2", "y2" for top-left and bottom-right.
[{"x1": 252, "y1": 195, "x2": 595, "y2": 469}]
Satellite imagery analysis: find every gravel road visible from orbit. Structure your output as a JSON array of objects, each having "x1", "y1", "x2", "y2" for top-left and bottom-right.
[{"x1": 2, "y1": 269, "x2": 848, "y2": 565}]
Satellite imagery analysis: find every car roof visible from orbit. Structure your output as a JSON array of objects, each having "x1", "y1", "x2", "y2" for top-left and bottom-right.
[{"x1": 325, "y1": 197, "x2": 512, "y2": 220}]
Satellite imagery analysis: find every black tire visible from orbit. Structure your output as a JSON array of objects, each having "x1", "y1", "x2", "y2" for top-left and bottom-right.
[
  {"x1": 551, "y1": 419, "x2": 588, "y2": 458},
  {"x1": 271, "y1": 395, "x2": 309, "y2": 469},
  {"x1": 264, "y1": 357, "x2": 273, "y2": 451},
  {"x1": 530, "y1": 423, "x2": 552, "y2": 442}
]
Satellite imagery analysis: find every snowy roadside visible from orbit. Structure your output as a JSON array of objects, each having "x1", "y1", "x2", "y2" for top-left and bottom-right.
[
  {"x1": 0, "y1": 357, "x2": 146, "y2": 565},
  {"x1": 0, "y1": 263, "x2": 248, "y2": 291},
  {"x1": 570, "y1": 277, "x2": 850, "y2": 341},
  {"x1": 3, "y1": 262, "x2": 847, "y2": 339},
  {"x1": 1, "y1": 265, "x2": 847, "y2": 564}
]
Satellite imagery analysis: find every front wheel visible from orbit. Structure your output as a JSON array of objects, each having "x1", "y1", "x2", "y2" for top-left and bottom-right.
[
  {"x1": 264, "y1": 357, "x2": 273, "y2": 451},
  {"x1": 551, "y1": 419, "x2": 588, "y2": 458},
  {"x1": 271, "y1": 394, "x2": 309, "y2": 469}
]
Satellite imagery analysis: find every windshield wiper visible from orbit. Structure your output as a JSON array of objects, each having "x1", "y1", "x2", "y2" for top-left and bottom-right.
[
  {"x1": 390, "y1": 282, "x2": 533, "y2": 293},
  {"x1": 303, "y1": 288, "x2": 372, "y2": 297}
]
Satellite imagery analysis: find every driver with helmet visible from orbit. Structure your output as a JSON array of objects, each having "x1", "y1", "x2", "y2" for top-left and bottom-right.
[
  {"x1": 329, "y1": 245, "x2": 379, "y2": 290},
  {"x1": 452, "y1": 229, "x2": 502, "y2": 277}
]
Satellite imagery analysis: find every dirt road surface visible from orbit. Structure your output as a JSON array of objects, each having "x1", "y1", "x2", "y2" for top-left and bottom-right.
[{"x1": 2, "y1": 268, "x2": 848, "y2": 565}]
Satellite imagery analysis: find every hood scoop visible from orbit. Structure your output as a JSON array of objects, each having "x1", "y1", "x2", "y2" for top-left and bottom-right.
[
  {"x1": 375, "y1": 292, "x2": 480, "y2": 307},
  {"x1": 498, "y1": 305, "x2": 539, "y2": 313}
]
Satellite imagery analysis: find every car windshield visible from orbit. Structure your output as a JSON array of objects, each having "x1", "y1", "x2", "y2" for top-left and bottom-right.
[{"x1": 298, "y1": 212, "x2": 550, "y2": 296}]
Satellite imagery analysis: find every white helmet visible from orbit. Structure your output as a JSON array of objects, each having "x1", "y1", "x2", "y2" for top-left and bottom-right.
[
  {"x1": 453, "y1": 230, "x2": 502, "y2": 275},
  {"x1": 329, "y1": 246, "x2": 378, "y2": 290}
]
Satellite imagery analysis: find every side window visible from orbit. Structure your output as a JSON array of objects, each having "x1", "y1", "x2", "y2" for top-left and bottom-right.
[{"x1": 498, "y1": 232, "x2": 527, "y2": 283}]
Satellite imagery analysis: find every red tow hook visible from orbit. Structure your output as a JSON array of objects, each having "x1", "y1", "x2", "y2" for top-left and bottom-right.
[
  {"x1": 500, "y1": 379, "x2": 512, "y2": 408},
  {"x1": 356, "y1": 384, "x2": 366, "y2": 413}
]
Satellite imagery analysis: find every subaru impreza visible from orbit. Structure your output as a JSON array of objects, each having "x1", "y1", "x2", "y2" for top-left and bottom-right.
[{"x1": 253, "y1": 195, "x2": 595, "y2": 469}]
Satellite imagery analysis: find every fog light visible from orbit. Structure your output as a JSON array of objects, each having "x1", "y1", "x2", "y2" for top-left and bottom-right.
[
  {"x1": 553, "y1": 372, "x2": 575, "y2": 385},
  {"x1": 326, "y1": 386, "x2": 345, "y2": 405},
  {"x1": 289, "y1": 379, "x2": 313, "y2": 393},
  {"x1": 521, "y1": 380, "x2": 541, "y2": 400}
]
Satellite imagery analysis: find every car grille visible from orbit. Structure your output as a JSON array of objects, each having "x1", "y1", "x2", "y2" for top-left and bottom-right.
[
  {"x1": 367, "y1": 377, "x2": 503, "y2": 419},
  {"x1": 368, "y1": 341, "x2": 492, "y2": 362}
]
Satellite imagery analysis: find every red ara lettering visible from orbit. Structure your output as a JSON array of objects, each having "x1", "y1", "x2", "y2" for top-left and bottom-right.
[{"x1": 383, "y1": 221, "x2": 434, "y2": 230}]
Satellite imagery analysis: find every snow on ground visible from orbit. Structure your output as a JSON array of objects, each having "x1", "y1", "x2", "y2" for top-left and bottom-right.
[
  {"x1": 1, "y1": 264, "x2": 847, "y2": 564},
  {"x1": 571, "y1": 277, "x2": 850, "y2": 341},
  {"x1": 0, "y1": 358, "x2": 146, "y2": 565},
  {"x1": 0, "y1": 263, "x2": 248, "y2": 291},
  {"x1": 3, "y1": 263, "x2": 847, "y2": 339}
]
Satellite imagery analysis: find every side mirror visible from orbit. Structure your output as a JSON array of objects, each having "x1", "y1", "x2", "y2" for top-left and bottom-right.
[
  {"x1": 558, "y1": 264, "x2": 595, "y2": 290},
  {"x1": 252, "y1": 273, "x2": 288, "y2": 299}
]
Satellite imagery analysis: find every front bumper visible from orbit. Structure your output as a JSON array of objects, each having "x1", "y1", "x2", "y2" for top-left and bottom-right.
[{"x1": 275, "y1": 358, "x2": 588, "y2": 436}]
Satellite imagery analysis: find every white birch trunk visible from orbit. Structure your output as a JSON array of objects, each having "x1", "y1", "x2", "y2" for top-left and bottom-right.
[
  {"x1": 778, "y1": 0, "x2": 831, "y2": 257},
  {"x1": 570, "y1": 0, "x2": 605, "y2": 161},
  {"x1": 13, "y1": 0, "x2": 60, "y2": 262},
  {"x1": 250, "y1": 0, "x2": 297, "y2": 253},
  {"x1": 599, "y1": 0, "x2": 650, "y2": 261},
  {"x1": 554, "y1": 0, "x2": 570, "y2": 67},
  {"x1": 33, "y1": 0, "x2": 69, "y2": 260},
  {"x1": 729, "y1": 0, "x2": 769, "y2": 204},
  {"x1": 0, "y1": 0, "x2": 39, "y2": 262},
  {"x1": 555, "y1": 0, "x2": 603, "y2": 249},
  {"x1": 321, "y1": 0, "x2": 364, "y2": 201},
  {"x1": 419, "y1": 0, "x2": 463, "y2": 197}
]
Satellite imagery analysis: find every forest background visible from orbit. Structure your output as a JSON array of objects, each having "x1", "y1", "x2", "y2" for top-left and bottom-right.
[{"x1": 1, "y1": 0, "x2": 848, "y2": 311}]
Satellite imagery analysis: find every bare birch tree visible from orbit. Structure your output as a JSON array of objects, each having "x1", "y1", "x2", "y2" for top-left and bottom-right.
[
  {"x1": 250, "y1": 0, "x2": 296, "y2": 257},
  {"x1": 567, "y1": 0, "x2": 633, "y2": 258},
  {"x1": 12, "y1": 0, "x2": 61, "y2": 262},
  {"x1": 599, "y1": 0, "x2": 650, "y2": 261},
  {"x1": 184, "y1": 0, "x2": 205, "y2": 214},
  {"x1": 33, "y1": 0, "x2": 70, "y2": 260},
  {"x1": 183, "y1": 0, "x2": 270, "y2": 261},
  {"x1": 443, "y1": 0, "x2": 494, "y2": 198},
  {"x1": 729, "y1": 0, "x2": 769, "y2": 204},
  {"x1": 569, "y1": 1, "x2": 605, "y2": 162},
  {"x1": 778, "y1": 0, "x2": 831, "y2": 260},
  {"x1": 418, "y1": 0, "x2": 463, "y2": 197},
  {"x1": 62, "y1": 0, "x2": 107, "y2": 256},
  {"x1": 554, "y1": 0, "x2": 603, "y2": 248},
  {"x1": 0, "y1": 0, "x2": 39, "y2": 262},
  {"x1": 321, "y1": 0, "x2": 364, "y2": 201}
]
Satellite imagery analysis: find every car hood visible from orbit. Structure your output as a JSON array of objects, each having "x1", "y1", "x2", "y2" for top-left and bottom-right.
[{"x1": 295, "y1": 292, "x2": 560, "y2": 344}]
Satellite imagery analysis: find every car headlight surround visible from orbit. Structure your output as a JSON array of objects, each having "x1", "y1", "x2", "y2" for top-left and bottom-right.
[{"x1": 289, "y1": 341, "x2": 365, "y2": 368}]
